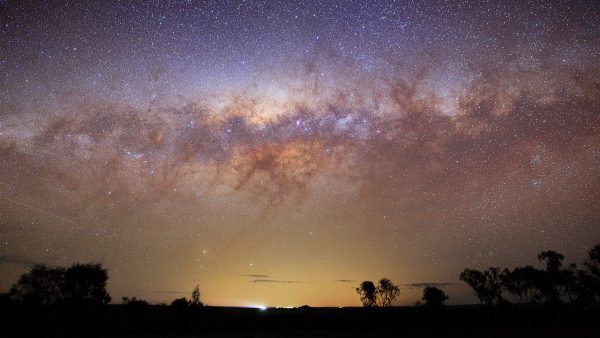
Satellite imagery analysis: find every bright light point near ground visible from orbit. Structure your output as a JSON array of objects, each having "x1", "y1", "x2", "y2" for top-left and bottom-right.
[{"x1": 248, "y1": 304, "x2": 267, "y2": 310}]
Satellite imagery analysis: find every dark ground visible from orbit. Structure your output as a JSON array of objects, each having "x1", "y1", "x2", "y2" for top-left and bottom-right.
[{"x1": 1, "y1": 300, "x2": 599, "y2": 337}]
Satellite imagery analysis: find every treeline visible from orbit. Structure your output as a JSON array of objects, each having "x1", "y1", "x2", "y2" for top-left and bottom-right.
[
  {"x1": 354, "y1": 244, "x2": 600, "y2": 308},
  {"x1": 356, "y1": 278, "x2": 449, "y2": 307},
  {"x1": 5, "y1": 244, "x2": 599, "y2": 309},
  {"x1": 5, "y1": 262, "x2": 205, "y2": 308},
  {"x1": 460, "y1": 245, "x2": 600, "y2": 307}
]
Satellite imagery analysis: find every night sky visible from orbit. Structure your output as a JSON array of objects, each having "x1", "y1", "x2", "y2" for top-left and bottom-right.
[{"x1": 1, "y1": 0, "x2": 600, "y2": 307}]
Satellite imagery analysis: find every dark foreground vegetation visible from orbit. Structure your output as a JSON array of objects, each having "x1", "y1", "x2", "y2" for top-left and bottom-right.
[
  {"x1": 0, "y1": 301, "x2": 599, "y2": 337},
  {"x1": 1, "y1": 244, "x2": 599, "y2": 337}
]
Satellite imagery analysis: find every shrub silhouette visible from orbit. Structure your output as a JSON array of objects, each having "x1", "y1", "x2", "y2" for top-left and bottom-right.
[
  {"x1": 171, "y1": 297, "x2": 189, "y2": 308},
  {"x1": 421, "y1": 286, "x2": 448, "y2": 307},
  {"x1": 122, "y1": 296, "x2": 149, "y2": 306}
]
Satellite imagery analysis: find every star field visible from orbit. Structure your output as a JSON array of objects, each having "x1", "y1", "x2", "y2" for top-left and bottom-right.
[{"x1": 1, "y1": 0, "x2": 600, "y2": 306}]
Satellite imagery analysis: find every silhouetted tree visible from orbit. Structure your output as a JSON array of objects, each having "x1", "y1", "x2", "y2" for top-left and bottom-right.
[
  {"x1": 9, "y1": 264, "x2": 64, "y2": 305},
  {"x1": 377, "y1": 278, "x2": 400, "y2": 307},
  {"x1": 62, "y1": 263, "x2": 111, "y2": 305},
  {"x1": 584, "y1": 245, "x2": 600, "y2": 299},
  {"x1": 537, "y1": 250, "x2": 572, "y2": 304},
  {"x1": 421, "y1": 286, "x2": 448, "y2": 307},
  {"x1": 190, "y1": 284, "x2": 203, "y2": 306},
  {"x1": 9, "y1": 263, "x2": 110, "y2": 306},
  {"x1": 459, "y1": 267, "x2": 503, "y2": 306},
  {"x1": 585, "y1": 244, "x2": 600, "y2": 279},
  {"x1": 584, "y1": 244, "x2": 600, "y2": 304},
  {"x1": 566, "y1": 245, "x2": 600, "y2": 306},
  {"x1": 538, "y1": 251, "x2": 564, "y2": 272},
  {"x1": 565, "y1": 263, "x2": 596, "y2": 306},
  {"x1": 356, "y1": 281, "x2": 377, "y2": 307},
  {"x1": 501, "y1": 265, "x2": 544, "y2": 304}
]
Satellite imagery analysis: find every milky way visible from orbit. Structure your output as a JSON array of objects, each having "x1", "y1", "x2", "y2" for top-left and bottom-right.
[{"x1": 1, "y1": 0, "x2": 600, "y2": 306}]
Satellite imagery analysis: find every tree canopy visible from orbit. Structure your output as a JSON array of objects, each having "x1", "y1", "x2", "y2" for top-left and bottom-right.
[
  {"x1": 460, "y1": 246, "x2": 600, "y2": 307},
  {"x1": 190, "y1": 284, "x2": 203, "y2": 307},
  {"x1": 377, "y1": 278, "x2": 400, "y2": 307},
  {"x1": 501, "y1": 265, "x2": 544, "y2": 304},
  {"x1": 459, "y1": 267, "x2": 503, "y2": 306},
  {"x1": 356, "y1": 281, "x2": 377, "y2": 307},
  {"x1": 421, "y1": 286, "x2": 449, "y2": 307},
  {"x1": 356, "y1": 278, "x2": 400, "y2": 307},
  {"x1": 10, "y1": 263, "x2": 111, "y2": 306}
]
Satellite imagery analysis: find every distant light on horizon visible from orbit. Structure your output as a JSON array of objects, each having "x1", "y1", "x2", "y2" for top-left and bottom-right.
[{"x1": 248, "y1": 304, "x2": 268, "y2": 311}]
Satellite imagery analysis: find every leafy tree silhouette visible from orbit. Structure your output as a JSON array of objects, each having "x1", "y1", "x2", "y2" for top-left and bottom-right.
[
  {"x1": 564, "y1": 245, "x2": 600, "y2": 306},
  {"x1": 190, "y1": 284, "x2": 203, "y2": 307},
  {"x1": 585, "y1": 244, "x2": 600, "y2": 279},
  {"x1": 501, "y1": 265, "x2": 544, "y2": 304},
  {"x1": 9, "y1": 264, "x2": 64, "y2": 305},
  {"x1": 538, "y1": 251, "x2": 564, "y2": 272},
  {"x1": 460, "y1": 267, "x2": 504, "y2": 335},
  {"x1": 459, "y1": 267, "x2": 503, "y2": 306},
  {"x1": 356, "y1": 281, "x2": 377, "y2": 307},
  {"x1": 583, "y1": 244, "x2": 600, "y2": 304},
  {"x1": 565, "y1": 263, "x2": 596, "y2": 306},
  {"x1": 377, "y1": 278, "x2": 400, "y2": 307},
  {"x1": 421, "y1": 286, "x2": 448, "y2": 307},
  {"x1": 171, "y1": 285, "x2": 204, "y2": 308},
  {"x1": 9, "y1": 263, "x2": 110, "y2": 306},
  {"x1": 62, "y1": 263, "x2": 111, "y2": 305},
  {"x1": 536, "y1": 250, "x2": 575, "y2": 329},
  {"x1": 537, "y1": 250, "x2": 573, "y2": 304}
]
